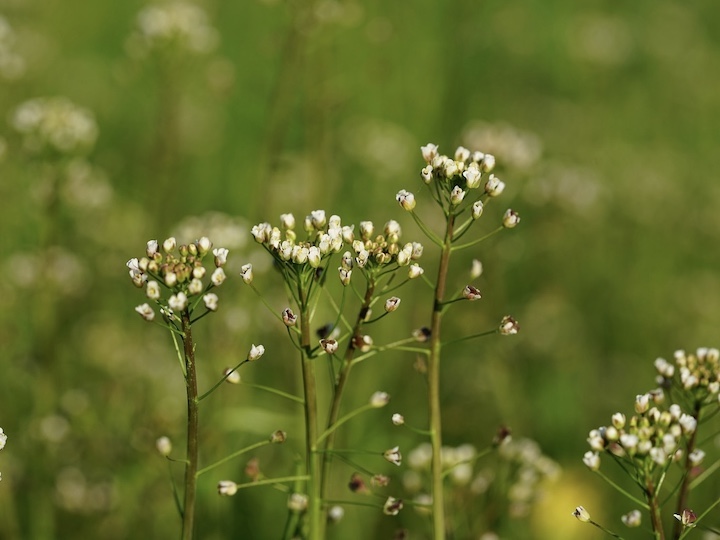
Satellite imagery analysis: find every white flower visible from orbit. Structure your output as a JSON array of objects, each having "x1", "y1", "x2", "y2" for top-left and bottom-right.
[
  {"x1": 213, "y1": 247, "x2": 229, "y2": 267},
  {"x1": 288, "y1": 493, "x2": 308, "y2": 512},
  {"x1": 282, "y1": 308, "x2": 297, "y2": 327},
  {"x1": 320, "y1": 339, "x2": 338, "y2": 355},
  {"x1": 146, "y1": 239, "x2": 159, "y2": 257},
  {"x1": 211, "y1": 267, "x2": 226, "y2": 286},
  {"x1": 383, "y1": 446, "x2": 402, "y2": 466},
  {"x1": 188, "y1": 278, "x2": 203, "y2": 295},
  {"x1": 484, "y1": 174, "x2": 505, "y2": 197},
  {"x1": 310, "y1": 209, "x2": 326, "y2": 229},
  {"x1": 223, "y1": 367, "x2": 240, "y2": 384},
  {"x1": 470, "y1": 259, "x2": 483, "y2": 279},
  {"x1": 621, "y1": 509, "x2": 642, "y2": 528},
  {"x1": 582, "y1": 451, "x2": 600, "y2": 471},
  {"x1": 499, "y1": 315, "x2": 519, "y2": 335},
  {"x1": 481, "y1": 154, "x2": 496, "y2": 172},
  {"x1": 455, "y1": 146, "x2": 470, "y2": 162},
  {"x1": 679, "y1": 414, "x2": 697, "y2": 434},
  {"x1": 502, "y1": 209, "x2": 520, "y2": 228},
  {"x1": 146, "y1": 280, "x2": 161, "y2": 300},
  {"x1": 168, "y1": 292, "x2": 188, "y2": 311},
  {"x1": 634, "y1": 394, "x2": 650, "y2": 414},
  {"x1": 450, "y1": 186, "x2": 466, "y2": 205},
  {"x1": 197, "y1": 236, "x2": 212, "y2": 254},
  {"x1": 463, "y1": 167, "x2": 482, "y2": 189},
  {"x1": 472, "y1": 200, "x2": 484, "y2": 220},
  {"x1": 370, "y1": 391, "x2": 390, "y2": 408},
  {"x1": 339, "y1": 267, "x2": 352, "y2": 286},
  {"x1": 383, "y1": 496, "x2": 404, "y2": 516},
  {"x1": 359, "y1": 221, "x2": 374, "y2": 240},
  {"x1": 392, "y1": 413, "x2": 405, "y2": 426},
  {"x1": 611, "y1": 413, "x2": 626, "y2": 429},
  {"x1": 396, "y1": 189, "x2": 416, "y2": 211},
  {"x1": 162, "y1": 237, "x2": 176, "y2": 253},
  {"x1": 421, "y1": 143, "x2": 438, "y2": 163},
  {"x1": 135, "y1": 303, "x2": 155, "y2": 321},
  {"x1": 463, "y1": 285, "x2": 482, "y2": 301},
  {"x1": 280, "y1": 213, "x2": 295, "y2": 230},
  {"x1": 408, "y1": 264, "x2": 424, "y2": 279},
  {"x1": 384, "y1": 297, "x2": 401, "y2": 313},
  {"x1": 248, "y1": 344, "x2": 265, "y2": 362},
  {"x1": 203, "y1": 293, "x2": 219, "y2": 311},
  {"x1": 156, "y1": 436, "x2": 172, "y2": 456},
  {"x1": 0, "y1": 428, "x2": 7, "y2": 450},
  {"x1": 572, "y1": 506, "x2": 591, "y2": 523},
  {"x1": 308, "y1": 246, "x2": 322, "y2": 268},
  {"x1": 164, "y1": 271, "x2": 177, "y2": 287},
  {"x1": 421, "y1": 165, "x2": 433, "y2": 183},
  {"x1": 126, "y1": 258, "x2": 142, "y2": 279},
  {"x1": 217, "y1": 480, "x2": 238, "y2": 496}
]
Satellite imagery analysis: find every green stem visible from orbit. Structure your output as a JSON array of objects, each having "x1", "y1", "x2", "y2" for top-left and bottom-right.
[
  {"x1": 317, "y1": 403, "x2": 375, "y2": 445},
  {"x1": 300, "y1": 304, "x2": 322, "y2": 540},
  {"x1": 593, "y1": 470, "x2": 649, "y2": 509},
  {"x1": 673, "y1": 402, "x2": 701, "y2": 540},
  {"x1": 232, "y1": 475, "x2": 310, "y2": 491},
  {"x1": 196, "y1": 440, "x2": 271, "y2": 477},
  {"x1": 428, "y1": 211, "x2": 455, "y2": 539},
  {"x1": 181, "y1": 311, "x2": 199, "y2": 540},
  {"x1": 451, "y1": 226, "x2": 503, "y2": 251}
]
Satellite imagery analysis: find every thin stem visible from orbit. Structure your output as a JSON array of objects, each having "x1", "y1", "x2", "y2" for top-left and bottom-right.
[
  {"x1": 181, "y1": 311, "x2": 199, "y2": 540},
  {"x1": 451, "y1": 226, "x2": 503, "y2": 251},
  {"x1": 410, "y1": 209, "x2": 444, "y2": 247},
  {"x1": 197, "y1": 360, "x2": 248, "y2": 402},
  {"x1": 592, "y1": 470, "x2": 649, "y2": 509},
  {"x1": 232, "y1": 475, "x2": 310, "y2": 491},
  {"x1": 428, "y1": 211, "x2": 455, "y2": 539},
  {"x1": 196, "y1": 440, "x2": 271, "y2": 477},
  {"x1": 646, "y1": 480, "x2": 666, "y2": 540},
  {"x1": 299, "y1": 303, "x2": 322, "y2": 540},
  {"x1": 317, "y1": 403, "x2": 375, "y2": 445},
  {"x1": 673, "y1": 402, "x2": 702, "y2": 540}
]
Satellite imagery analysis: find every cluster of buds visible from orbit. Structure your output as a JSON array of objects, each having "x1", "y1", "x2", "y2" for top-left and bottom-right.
[
  {"x1": 348, "y1": 219, "x2": 424, "y2": 279},
  {"x1": 128, "y1": 236, "x2": 228, "y2": 321},
  {"x1": 131, "y1": 1, "x2": 219, "y2": 56},
  {"x1": 11, "y1": 97, "x2": 98, "y2": 154},
  {"x1": 656, "y1": 348, "x2": 720, "y2": 402},
  {"x1": 584, "y1": 396, "x2": 700, "y2": 473},
  {"x1": 251, "y1": 211, "x2": 350, "y2": 276}
]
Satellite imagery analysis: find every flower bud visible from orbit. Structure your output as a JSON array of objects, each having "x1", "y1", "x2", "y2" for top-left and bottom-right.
[
  {"x1": 611, "y1": 413, "x2": 626, "y2": 430},
  {"x1": 455, "y1": 146, "x2": 470, "y2": 162},
  {"x1": 421, "y1": 165, "x2": 433, "y2": 183},
  {"x1": 146, "y1": 240, "x2": 159, "y2": 257},
  {"x1": 472, "y1": 200, "x2": 484, "y2": 220},
  {"x1": 621, "y1": 510, "x2": 642, "y2": 528},
  {"x1": 383, "y1": 496, "x2": 404, "y2": 516},
  {"x1": 396, "y1": 190, "x2": 416, "y2": 211},
  {"x1": 308, "y1": 246, "x2": 322, "y2": 268},
  {"x1": 270, "y1": 430, "x2": 287, "y2": 444},
  {"x1": 248, "y1": 344, "x2": 265, "y2": 361},
  {"x1": 370, "y1": 391, "x2": 390, "y2": 408},
  {"x1": 484, "y1": 174, "x2": 505, "y2": 197},
  {"x1": 634, "y1": 394, "x2": 650, "y2": 414},
  {"x1": 156, "y1": 436, "x2": 172, "y2": 456},
  {"x1": 359, "y1": 221, "x2": 374, "y2": 240},
  {"x1": 499, "y1": 315, "x2": 519, "y2": 335},
  {"x1": 572, "y1": 506, "x2": 591, "y2": 523},
  {"x1": 162, "y1": 237, "x2": 177, "y2": 253},
  {"x1": 385, "y1": 297, "x2": 401, "y2": 312},
  {"x1": 197, "y1": 236, "x2": 212, "y2": 254},
  {"x1": 421, "y1": 143, "x2": 438, "y2": 163},
  {"x1": 339, "y1": 267, "x2": 352, "y2": 286},
  {"x1": 582, "y1": 451, "x2": 600, "y2": 471},
  {"x1": 481, "y1": 154, "x2": 496, "y2": 173},
  {"x1": 392, "y1": 413, "x2": 405, "y2": 426},
  {"x1": 384, "y1": 220, "x2": 401, "y2": 243},
  {"x1": 282, "y1": 308, "x2": 297, "y2": 327},
  {"x1": 450, "y1": 186, "x2": 466, "y2": 205},
  {"x1": 383, "y1": 446, "x2": 402, "y2": 466},
  {"x1": 502, "y1": 209, "x2": 520, "y2": 228},
  {"x1": 408, "y1": 264, "x2": 424, "y2": 279},
  {"x1": 280, "y1": 213, "x2": 295, "y2": 230},
  {"x1": 213, "y1": 247, "x2": 229, "y2": 267},
  {"x1": 320, "y1": 339, "x2": 338, "y2": 355},
  {"x1": 218, "y1": 480, "x2": 238, "y2": 496},
  {"x1": 463, "y1": 167, "x2": 482, "y2": 189},
  {"x1": 211, "y1": 267, "x2": 226, "y2": 286}
]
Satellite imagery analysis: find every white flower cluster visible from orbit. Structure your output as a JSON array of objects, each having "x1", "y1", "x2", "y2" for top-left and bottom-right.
[
  {"x1": 585, "y1": 397, "x2": 701, "y2": 473},
  {"x1": 128, "y1": 236, "x2": 228, "y2": 321},
  {"x1": 0, "y1": 15, "x2": 25, "y2": 80},
  {"x1": 133, "y1": 1, "x2": 218, "y2": 55},
  {"x1": 347, "y1": 220, "x2": 424, "y2": 279},
  {"x1": 656, "y1": 348, "x2": 720, "y2": 399},
  {"x1": 419, "y1": 143, "x2": 503, "y2": 198},
  {"x1": 251, "y1": 211, "x2": 350, "y2": 270},
  {"x1": 11, "y1": 97, "x2": 98, "y2": 154}
]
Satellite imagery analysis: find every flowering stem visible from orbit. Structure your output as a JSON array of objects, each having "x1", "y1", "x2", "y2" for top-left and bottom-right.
[
  {"x1": 299, "y1": 303, "x2": 322, "y2": 540},
  {"x1": 181, "y1": 311, "x2": 199, "y2": 540},
  {"x1": 673, "y1": 402, "x2": 701, "y2": 540},
  {"x1": 428, "y1": 211, "x2": 455, "y2": 539},
  {"x1": 646, "y1": 482, "x2": 665, "y2": 540}
]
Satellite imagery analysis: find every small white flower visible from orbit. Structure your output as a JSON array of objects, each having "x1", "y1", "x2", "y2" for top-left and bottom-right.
[
  {"x1": 359, "y1": 221, "x2": 374, "y2": 240},
  {"x1": 156, "y1": 436, "x2": 172, "y2": 456},
  {"x1": 197, "y1": 236, "x2": 212, "y2": 254},
  {"x1": 384, "y1": 297, "x2": 401, "y2": 313},
  {"x1": 288, "y1": 493, "x2": 308, "y2": 512},
  {"x1": 582, "y1": 451, "x2": 600, "y2": 471},
  {"x1": 572, "y1": 506, "x2": 591, "y2": 523},
  {"x1": 213, "y1": 247, "x2": 229, "y2": 267},
  {"x1": 168, "y1": 292, "x2": 188, "y2": 311},
  {"x1": 484, "y1": 174, "x2": 505, "y2": 197},
  {"x1": 383, "y1": 446, "x2": 402, "y2": 466},
  {"x1": 218, "y1": 480, "x2": 238, "y2": 496},
  {"x1": 421, "y1": 143, "x2": 438, "y2": 163},
  {"x1": 164, "y1": 271, "x2": 177, "y2": 287},
  {"x1": 282, "y1": 308, "x2": 297, "y2": 327},
  {"x1": 621, "y1": 510, "x2": 642, "y2": 528},
  {"x1": 135, "y1": 303, "x2": 155, "y2": 321},
  {"x1": 396, "y1": 189, "x2": 416, "y2": 211},
  {"x1": 470, "y1": 259, "x2": 483, "y2": 279},
  {"x1": 328, "y1": 505, "x2": 344, "y2": 523},
  {"x1": 248, "y1": 344, "x2": 265, "y2": 362},
  {"x1": 471, "y1": 200, "x2": 484, "y2": 220},
  {"x1": 392, "y1": 413, "x2": 405, "y2": 426},
  {"x1": 421, "y1": 165, "x2": 433, "y2": 183},
  {"x1": 162, "y1": 237, "x2": 176, "y2": 253},
  {"x1": 384, "y1": 220, "x2": 401, "y2": 242},
  {"x1": 502, "y1": 209, "x2": 520, "y2": 228},
  {"x1": 203, "y1": 293, "x2": 219, "y2": 311},
  {"x1": 611, "y1": 413, "x2": 626, "y2": 429},
  {"x1": 383, "y1": 496, "x2": 404, "y2": 516},
  {"x1": 408, "y1": 264, "x2": 424, "y2": 279},
  {"x1": 238, "y1": 263, "x2": 252, "y2": 284},
  {"x1": 280, "y1": 213, "x2": 295, "y2": 230},
  {"x1": 499, "y1": 316, "x2": 519, "y2": 335},
  {"x1": 308, "y1": 246, "x2": 322, "y2": 268},
  {"x1": 679, "y1": 413, "x2": 697, "y2": 434},
  {"x1": 320, "y1": 339, "x2": 338, "y2": 355},
  {"x1": 211, "y1": 267, "x2": 226, "y2": 286},
  {"x1": 0, "y1": 428, "x2": 7, "y2": 450},
  {"x1": 126, "y1": 257, "x2": 142, "y2": 278},
  {"x1": 481, "y1": 154, "x2": 496, "y2": 173},
  {"x1": 455, "y1": 146, "x2": 470, "y2": 162},
  {"x1": 146, "y1": 280, "x2": 161, "y2": 300},
  {"x1": 463, "y1": 167, "x2": 482, "y2": 189},
  {"x1": 188, "y1": 278, "x2": 203, "y2": 295},
  {"x1": 339, "y1": 267, "x2": 352, "y2": 286},
  {"x1": 146, "y1": 239, "x2": 159, "y2": 257},
  {"x1": 310, "y1": 209, "x2": 326, "y2": 229},
  {"x1": 450, "y1": 186, "x2": 466, "y2": 205},
  {"x1": 634, "y1": 394, "x2": 650, "y2": 414},
  {"x1": 370, "y1": 391, "x2": 390, "y2": 408}
]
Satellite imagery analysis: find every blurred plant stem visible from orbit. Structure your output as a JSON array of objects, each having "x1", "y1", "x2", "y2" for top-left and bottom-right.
[
  {"x1": 181, "y1": 311, "x2": 199, "y2": 540},
  {"x1": 672, "y1": 402, "x2": 701, "y2": 540},
  {"x1": 428, "y1": 212, "x2": 455, "y2": 539},
  {"x1": 299, "y1": 299, "x2": 322, "y2": 540}
]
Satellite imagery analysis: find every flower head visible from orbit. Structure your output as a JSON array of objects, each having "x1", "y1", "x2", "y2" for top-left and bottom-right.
[
  {"x1": 383, "y1": 496, "x2": 404, "y2": 516},
  {"x1": 248, "y1": 344, "x2": 265, "y2": 362},
  {"x1": 383, "y1": 446, "x2": 402, "y2": 466},
  {"x1": 572, "y1": 506, "x2": 591, "y2": 523}
]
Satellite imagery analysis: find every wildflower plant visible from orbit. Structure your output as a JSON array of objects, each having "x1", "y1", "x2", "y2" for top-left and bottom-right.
[{"x1": 577, "y1": 348, "x2": 720, "y2": 540}]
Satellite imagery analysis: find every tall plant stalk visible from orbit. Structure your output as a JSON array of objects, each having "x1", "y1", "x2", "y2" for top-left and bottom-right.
[
  {"x1": 428, "y1": 213, "x2": 455, "y2": 539},
  {"x1": 181, "y1": 312, "x2": 199, "y2": 540}
]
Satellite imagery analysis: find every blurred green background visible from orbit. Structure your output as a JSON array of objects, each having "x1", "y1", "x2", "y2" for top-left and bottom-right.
[{"x1": 1, "y1": 0, "x2": 720, "y2": 538}]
